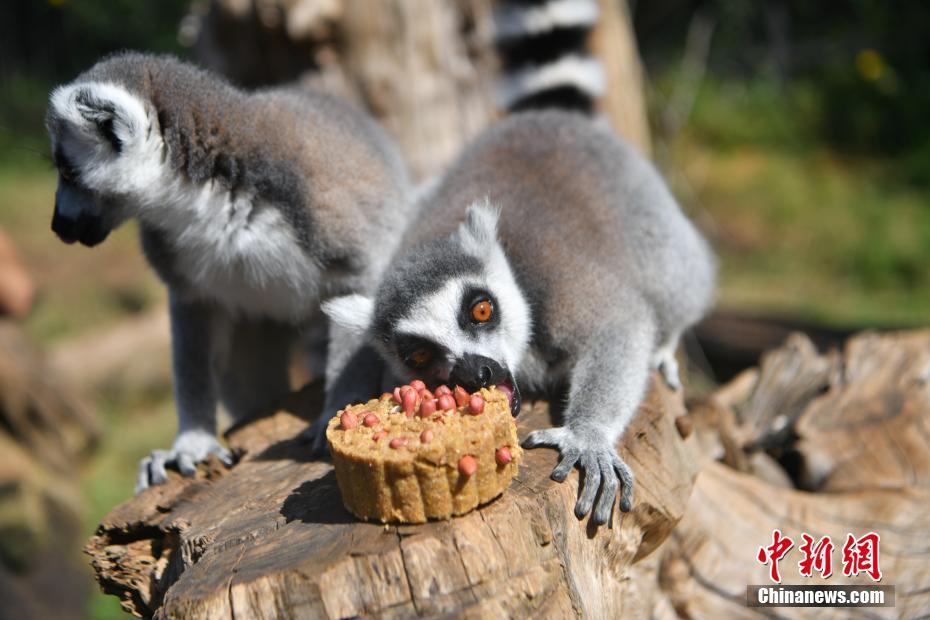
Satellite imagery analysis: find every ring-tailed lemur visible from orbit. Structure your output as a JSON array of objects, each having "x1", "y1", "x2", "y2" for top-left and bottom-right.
[
  {"x1": 320, "y1": 0, "x2": 716, "y2": 525},
  {"x1": 45, "y1": 52, "x2": 410, "y2": 492}
]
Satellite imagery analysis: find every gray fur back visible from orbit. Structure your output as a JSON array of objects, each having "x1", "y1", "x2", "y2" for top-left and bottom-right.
[{"x1": 411, "y1": 110, "x2": 716, "y2": 353}]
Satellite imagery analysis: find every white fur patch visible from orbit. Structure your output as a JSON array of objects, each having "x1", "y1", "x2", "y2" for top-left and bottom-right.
[
  {"x1": 51, "y1": 81, "x2": 321, "y2": 321},
  {"x1": 499, "y1": 55, "x2": 605, "y2": 108},
  {"x1": 455, "y1": 201, "x2": 500, "y2": 256},
  {"x1": 495, "y1": 0, "x2": 599, "y2": 40},
  {"x1": 323, "y1": 294, "x2": 375, "y2": 333}
]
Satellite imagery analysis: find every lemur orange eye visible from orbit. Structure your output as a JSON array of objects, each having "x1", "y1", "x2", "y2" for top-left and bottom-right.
[
  {"x1": 471, "y1": 300, "x2": 492, "y2": 323},
  {"x1": 409, "y1": 348, "x2": 432, "y2": 367}
]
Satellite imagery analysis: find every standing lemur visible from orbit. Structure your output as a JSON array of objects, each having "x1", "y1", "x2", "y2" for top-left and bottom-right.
[
  {"x1": 45, "y1": 53, "x2": 410, "y2": 492},
  {"x1": 321, "y1": 0, "x2": 717, "y2": 524}
]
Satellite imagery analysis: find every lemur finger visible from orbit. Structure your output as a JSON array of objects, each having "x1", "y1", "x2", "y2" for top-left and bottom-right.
[
  {"x1": 177, "y1": 453, "x2": 197, "y2": 477},
  {"x1": 613, "y1": 455, "x2": 635, "y2": 512},
  {"x1": 135, "y1": 457, "x2": 153, "y2": 494},
  {"x1": 550, "y1": 447, "x2": 580, "y2": 482},
  {"x1": 213, "y1": 445, "x2": 234, "y2": 467},
  {"x1": 592, "y1": 459, "x2": 619, "y2": 526},
  {"x1": 149, "y1": 451, "x2": 169, "y2": 486},
  {"x1": 522, "y1": 427, "x2": 564, "y2": 450},
  {"x1": 574, "y1": 455, "x2": 601, "y2": 519}
]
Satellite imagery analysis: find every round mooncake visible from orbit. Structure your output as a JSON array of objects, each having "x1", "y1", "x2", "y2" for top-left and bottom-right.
[{"x1": 326, "y1": 383, "x2": 521, "y2": 523}]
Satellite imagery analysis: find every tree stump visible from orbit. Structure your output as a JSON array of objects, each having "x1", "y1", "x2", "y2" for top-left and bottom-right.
[
  {"x1": 86, "y1": 377, "x2": 694, "y2": 618},
  {"x1": 87, "y1": 330, "x2": 930, "y2": 618}
]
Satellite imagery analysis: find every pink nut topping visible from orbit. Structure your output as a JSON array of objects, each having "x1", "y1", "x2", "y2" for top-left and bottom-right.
[
  {"x1": 389, "y1": 437, "x2": 408, "y2": 449},
  {"x1": 420, "y1": 388, "x2": 434, "y2": 402},
  {"x1": 453, "y1": 386, "x2": 470, "y2": 408},
  {"x1": 372, "y1": 430, "x2": 388, "y2": 442},
  {"x1": 437, "y1": 394, "x2": 456, "y2": 411},
  {"x1": 434, "y1": 385, "x2": 452, "y2": 397},
  {"x1": 419, "y1": 399, "x2": 437, "y2": 417},
  {"x1": 495, "y1": 447, "x2": 513, "y2": 465},
  {"x1": 392, "y1": 387, "x2": 403, "y2": 404},
  {"x1": 420, "y1": 429, "x2": 434, "y2": 444},
  {"x1": 362, "y1": 412, "x2": 379, "y2": 427},
  {"x1": 402, "y1": 389, "x2": 418, "y2": 416},
  {"x1": 468, "y1": 394, "x2": 485, "y2": 414},
  {"x1": 340, "y1": 411, "x2": 358, "y2": 430},
  {"x1": 458, "y1": 455, "x2": 477, "y2": 477},
  {"x1": 410, "y1": 379, "x2": 426, "y2": 391}
]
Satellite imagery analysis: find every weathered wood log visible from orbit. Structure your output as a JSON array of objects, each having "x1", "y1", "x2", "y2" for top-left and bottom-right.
[
  {"x1": 661, "y1": 330, "x2": 930, "y2": 619},
  {"x1": 86, "y1": 377, "x2": 694, "y2": 618},
  {"x1": 87, "y1": 329, "x2": 930, "y2": 618}
]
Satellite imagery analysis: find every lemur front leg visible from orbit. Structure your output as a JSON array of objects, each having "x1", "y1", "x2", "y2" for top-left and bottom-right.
[
  {"x1": 301, "y1": 321, "x2": 386, "y2": 455},
  {"x1": 523, "y1": 318, "x2": 656, "y2": 525},
  {"x1": 136, "y1": 293, "x2": 232, "y2": 493}
]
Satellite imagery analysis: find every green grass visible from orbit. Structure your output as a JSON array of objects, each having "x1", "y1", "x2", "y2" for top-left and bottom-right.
[{"x1": 658, "y1": 76, "x2": 930, "y2": 327}]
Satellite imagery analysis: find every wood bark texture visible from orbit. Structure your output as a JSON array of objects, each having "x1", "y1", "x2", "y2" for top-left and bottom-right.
[
  {"x1": 87, "y1": 330, "x2": 930, "y2": 618},
  {"x1": 87, "y1": 377, "x2": 693, "y2": 618}
]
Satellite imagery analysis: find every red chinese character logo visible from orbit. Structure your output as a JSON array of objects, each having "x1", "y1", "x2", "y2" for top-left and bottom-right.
[
  {"x1": 798, "y1": 534, "x2": 834, "y2": 578},
  {"x1": 757, "y1": 529, "x2": 794, "y2": 583},
  {"x1": 842, "y1": 532, "x2": 882, "y2": 581}
]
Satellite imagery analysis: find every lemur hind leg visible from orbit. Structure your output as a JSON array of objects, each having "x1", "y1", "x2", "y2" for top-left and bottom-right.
[
  {"x1": 523, "y1": 316, "x2": 657, "y2": 525},
  {"x1": 216, "y1": 316, "x2": 297, "y2": 422}
]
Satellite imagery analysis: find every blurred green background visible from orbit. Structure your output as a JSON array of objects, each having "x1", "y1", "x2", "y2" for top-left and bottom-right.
[{"x1": 0, "y1": 0, "x2": 928, "y2": 617}]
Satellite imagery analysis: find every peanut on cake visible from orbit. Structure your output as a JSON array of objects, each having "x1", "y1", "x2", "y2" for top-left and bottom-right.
[{"x1": 325, "y1": 381, "x2": 521, "y2": 523}]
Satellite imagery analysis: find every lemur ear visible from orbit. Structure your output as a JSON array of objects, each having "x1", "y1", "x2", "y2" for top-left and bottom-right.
[
  {"x1": 456, "y1": 200, "x2": 501, "y2": 254},
  {"x1": 322, "y1": 294, "x2": 375, "y2": 333},
  {"x1": 50, "y1": 83, "x2": 146, "y2": 154}
]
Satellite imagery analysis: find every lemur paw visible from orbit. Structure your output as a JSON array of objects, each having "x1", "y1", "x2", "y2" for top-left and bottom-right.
[
  {"x1": 135, "y1": 430, "x2": 234, "y2": 494},
  {"x1": 522, "y1": 427, "x2": 634, "y2": 525},
  {"x1": 298, "y1": 416, "x2": 332, "y2": 458}
]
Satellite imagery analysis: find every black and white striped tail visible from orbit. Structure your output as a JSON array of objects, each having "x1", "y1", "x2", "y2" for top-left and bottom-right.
[{"x1": 495, "y1": 0, "x2": 604, "y2": 113}]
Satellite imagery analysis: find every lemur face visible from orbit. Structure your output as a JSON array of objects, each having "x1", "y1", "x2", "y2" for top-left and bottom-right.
[
  {"x1": 46, "y1": 83, "x2": 149, "y2": 246},
  {"x1": 325, "y1": 203, "x2": 532, "y2": 415}
]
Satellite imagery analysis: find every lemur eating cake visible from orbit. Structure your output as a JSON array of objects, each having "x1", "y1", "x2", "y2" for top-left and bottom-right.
[{"x1": 320, "y1": 0, "x2": 717, "y2": 525}]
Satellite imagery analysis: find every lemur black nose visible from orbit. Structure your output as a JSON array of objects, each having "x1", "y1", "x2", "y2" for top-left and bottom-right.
[
  {"x1": 450, "y1": 354, "x2": 506, "y2": 392},
  {"x1": 51, "y1": 208, "x2": 80, "y2": 244}
]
